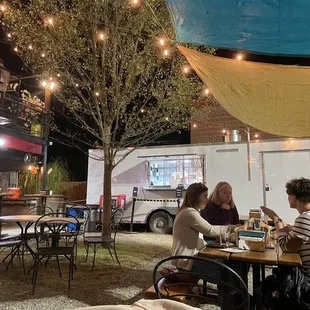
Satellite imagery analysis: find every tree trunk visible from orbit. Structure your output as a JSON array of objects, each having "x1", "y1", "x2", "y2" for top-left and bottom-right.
[{"x1": 102, "y1": 160, "x2": 113, "y2": 236}]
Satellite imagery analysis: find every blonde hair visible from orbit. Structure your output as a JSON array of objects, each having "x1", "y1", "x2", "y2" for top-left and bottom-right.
[
  {"x1": 209, "y1": 182, "x2": 235, "y2": 208},
  {"x1": 178, "y1": 183, "x2": 208, "y2": 213}
]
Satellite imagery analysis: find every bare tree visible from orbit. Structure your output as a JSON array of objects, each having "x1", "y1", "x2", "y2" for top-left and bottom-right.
[{"x1": 3, "y1": 0, "x2": 213, "y2": 234}]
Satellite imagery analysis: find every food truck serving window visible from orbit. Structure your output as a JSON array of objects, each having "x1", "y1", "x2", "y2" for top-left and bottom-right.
[{"x1": 148, "y1": 155, "x2": 204, "y2": 189}]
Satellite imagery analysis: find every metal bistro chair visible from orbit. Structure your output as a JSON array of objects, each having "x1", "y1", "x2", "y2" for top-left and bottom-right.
[
  {"x1": 84, "y1": 208, "x2": 123, "y2": 271},
  {"x1": 32, "y1": 213, "x2": 80, "y2": 293},
  {"x1": 153, "y1": 255, "x2": 250, "y2": 310},
  {"x1": 0, "y1": 238, "x2": 25, "y2": 274}
]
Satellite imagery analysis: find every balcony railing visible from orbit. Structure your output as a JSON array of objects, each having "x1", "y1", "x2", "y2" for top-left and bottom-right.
[{"x1": 0, "y1": 91, "x2": 50, "y2": 141}]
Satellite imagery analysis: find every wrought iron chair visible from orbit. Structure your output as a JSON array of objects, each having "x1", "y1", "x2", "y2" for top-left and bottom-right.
[
  {"x1": 153, "y1": 255, "x2": 250, "y2": 310},
  {"x1": 84, "y1": 208, "x2": 123, "y2": 271},
  {"x1": 0, "y1": 239, "x2": 25, "y2": 273},
  {"x1": 32, "y1": 213, "x2": 80, "y2": 293}
]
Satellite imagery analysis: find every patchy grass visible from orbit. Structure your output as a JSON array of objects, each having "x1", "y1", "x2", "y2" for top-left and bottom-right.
[{"x1": 0, "y1": 233, "x2": 172, "y2": 309}]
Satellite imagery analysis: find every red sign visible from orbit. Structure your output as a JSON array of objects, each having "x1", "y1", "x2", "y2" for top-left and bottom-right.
[{"x1": 1, "y1": 134, "x2": 43, "y2": 155}]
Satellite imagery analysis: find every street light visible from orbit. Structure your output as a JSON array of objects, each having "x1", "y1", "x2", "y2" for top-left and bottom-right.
[{"x1": 0, "y1": 59, "x2": 11, "y2": 93}]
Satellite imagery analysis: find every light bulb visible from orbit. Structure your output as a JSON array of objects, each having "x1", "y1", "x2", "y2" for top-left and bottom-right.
[
  {"x1": 98, "y1": 32, "x2": 106, "y2": 41},
  {"x1": 204, "y1": 89, "x2": 210, "y2": 95},
  {"x1": 28, "y1": 44, "x2": 33, "y2": 50},
  {"x1": 57, "y1": 74, "x2": 61, "y2": 77},
  {"x1": 237, "y1": 54, "x2": 243, "y2": 61},
  {"x1": 7, "y1": 33, "x2": 11, "y2": 38},
  {"x1": 28, "y1": 165, "x2": 32, "y2": 171},
  {"x1": 41, "y1": 53, "x2": 45, "y2": 57},
  {"x1": 41, "y1": 81, "x2": 47, "y2": 87},
  {"x1": 75, "y1": 83, "x2": 79, "y2": 87},
  {"x1": 159, "y1": 38, "x2": 165, "y2": 46},
  {"x1": 163, "y1": 49, "x2": 169, "y2": 57},
  {"x1": 255, "y1": 134, "x2": 259, "y2": 138},
  {"x1": 222, "y1": 129, "x2": 226, "y2": 134},
  {"x1": 183, "y1": 66, "x2": 190, "y2": 74},
  {"x1": 193, "y1": 124, "x2": 197, "y2": 128},
  {"x1": 165, "y1": 117, "x2": 169, "y2": 121},
  {"x1": 1, "y1": 5, "x2": 5, "y2": 12},
  {"x1": 14, "y1": 47, "x2": 18, "y2": 52},
  {"x1": 130, "y1": 0, "x2": 140, "y2": 6},
  {"x1": 47, "y1": 18, "x2": 54, "y2": 25},
  {"x1": 95, "y1": 92, "x2": 100, "y2": 97},
  {"x1": 49, "y1": 77, "x2": 53, "y2": 81},
  {"x1": 50, "y1": 82, "x2": 55, "y2": 90},
  {"x1": 141, "y1": 109, "x2": 145, "y2": 113}
]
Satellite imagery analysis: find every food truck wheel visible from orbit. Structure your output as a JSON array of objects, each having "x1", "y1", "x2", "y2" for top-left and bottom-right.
[{"x1": 148, "y1": 211, "x2": 173, "y2": 234}]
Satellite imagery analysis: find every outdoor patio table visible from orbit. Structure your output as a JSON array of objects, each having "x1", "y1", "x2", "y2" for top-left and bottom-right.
[
  {"x1": 0, "y1": 215, "x2": 84, "y2": 256},
  {"x1": 198, "y1": 247, "x2": 302, "y2": 310}
]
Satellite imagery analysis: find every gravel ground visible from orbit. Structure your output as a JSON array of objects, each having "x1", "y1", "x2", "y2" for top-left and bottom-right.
[
  {"x1": 0, "y1": 232, "x2": 268, "y2": 310},
  {"x1": 0, "y1": 233, "x2": 172, "y2": 310}
]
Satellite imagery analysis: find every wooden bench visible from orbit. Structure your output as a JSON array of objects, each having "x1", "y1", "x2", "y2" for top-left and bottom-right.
[{"x1": 145, "y1": 279, "x2": 190, "y2": 302}]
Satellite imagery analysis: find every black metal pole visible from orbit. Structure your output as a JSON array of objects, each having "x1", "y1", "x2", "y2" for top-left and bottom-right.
[
  {"x1": 177, "y1": 198, "x2": 180, "y2": 209},
  {"x1": 129, "y1": 197, "x2": 136, "y2": 233}
]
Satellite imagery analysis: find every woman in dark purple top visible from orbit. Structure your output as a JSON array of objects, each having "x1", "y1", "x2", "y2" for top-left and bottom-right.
[{"x1": 200, "y1": 182, "x2": 240, "y2": 225}]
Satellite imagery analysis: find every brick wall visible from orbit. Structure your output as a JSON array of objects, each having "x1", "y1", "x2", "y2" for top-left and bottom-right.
[{"x1": 191, "y1": 102, "x2": 281, "y2": 144}]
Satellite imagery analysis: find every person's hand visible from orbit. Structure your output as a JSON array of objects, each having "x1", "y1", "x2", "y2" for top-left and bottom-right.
[
  {"x1": 279, "y1": 225, "x2": 292, "y2": 234},
  {"x1": 221, "y1": 203, "x2": 230, "y2": 210},
  {"x1": 260, "y1": 206, "x2": 279, "y2": 220}
]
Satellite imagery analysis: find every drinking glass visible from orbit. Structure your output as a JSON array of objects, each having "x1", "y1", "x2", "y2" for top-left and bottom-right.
[{"x1": 220, "y1": 226, "x2": 230, "y2": 247}]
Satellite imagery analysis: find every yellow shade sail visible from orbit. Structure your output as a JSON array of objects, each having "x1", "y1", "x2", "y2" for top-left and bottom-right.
[{"x1": 179, "y1": 46, "x2": 310, "y2": 137}]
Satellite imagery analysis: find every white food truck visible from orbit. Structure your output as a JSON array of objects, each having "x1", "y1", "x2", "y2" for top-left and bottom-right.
[{"x1": 87, "y1": 138, "x2": 310, "y2": 233}]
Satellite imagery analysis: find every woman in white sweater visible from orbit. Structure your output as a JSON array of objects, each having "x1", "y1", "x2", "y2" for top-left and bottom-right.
[{"x1": 172, "y1": 182, "x2": 228, "y2": 271}]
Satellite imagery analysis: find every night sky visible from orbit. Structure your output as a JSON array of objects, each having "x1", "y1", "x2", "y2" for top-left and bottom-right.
[{"x1": 1, "y1": 27, "x2": 310, "y2": 181}]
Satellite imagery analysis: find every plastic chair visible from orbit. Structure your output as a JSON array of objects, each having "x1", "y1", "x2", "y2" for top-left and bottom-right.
[
  {"x1": 32, "y1": 213, "x2": 80, "y2": 293},
  {"x1": 84, "y1": 208, "x2": 123, "y2": 271},
  {"x1": 153, "y1": 255, "x2": 250, "y2": 310}
]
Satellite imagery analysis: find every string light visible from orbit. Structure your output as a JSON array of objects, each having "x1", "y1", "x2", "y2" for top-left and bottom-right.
[
  {"x1": 130, "y1": 0, "x2": 141, "y2": 7},
  {"x1": 41, "y1": 81, "x2": 47, "y2": 87},
  {"x1": 255, "y1": 134, "x2": 259, "y2": 138},
  {"x1": 75, "y1": 83, "x2": 79, "y2": 87},
  {"x1": 159, "y1": 38, "x2": 165, "y2": 46},
  {"x1": 141, "y1": 109, "x2": 145, "y2": 113},
  {"x1": 28, "y1": 44, "x2": 33, "y2": 50},
  {"x1": 98, "y1": 32, "x2": 107, "y2": 41},
  {"x1": 95, "y1": 92, "x2": 100, "y2": 97},
  {"x1": 204, "y1": 89, "x2": 210, "y2": 95},
  {"x1": 50, "y1": 82, "x2": 55, "y2": 90},
  {"x1": 163, "y1": 49, "x2": 169, "y2": 57},
  {"x1": 237, "y1": 53, "x2": 243, "y2": 61},
  {"x1": 222, "y1": 129, "x2": 226, "y2": 134},
  {"x1": 165, "y1": 117, "x2": 169, "y2": 121},
  {"x1": 57, "y1": 74, "x2": 61, "y2": 77},
  {"x1": 183, "y1": 66, "x2": 190, "y2": 74},
  {"x1": 14, "y1": 47, "x2": 18, "y2": 52},
  {"x1": 0, "y1": 4, "x2": 5, "y2": 12},
  {"x1": 193, "y1": 123, "x2": 197, "y2": 128},
  {"x1": 46, "y1": 17, "x2": 54, "y2": 25},
  {"x1": 41, "y1": 53, "x2": 45, "y2": 57},
  {"x1": 7, "y1": 33, "x2": 11, "y2": 38},
  {"x1": 49, "y1": 77, "x2": 53, "y2": 81}
]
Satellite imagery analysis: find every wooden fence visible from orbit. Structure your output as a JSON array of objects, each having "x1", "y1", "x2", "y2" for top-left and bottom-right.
[{"x1": 61, "y1": 182, "x2": 87, "y2": 202}]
